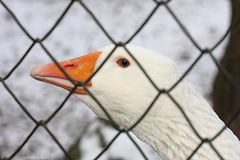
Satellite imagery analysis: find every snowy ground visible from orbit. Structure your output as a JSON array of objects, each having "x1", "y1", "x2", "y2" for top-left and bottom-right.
[{"x1": 0, "y1": 0, "x2": 230, "y2": 159}]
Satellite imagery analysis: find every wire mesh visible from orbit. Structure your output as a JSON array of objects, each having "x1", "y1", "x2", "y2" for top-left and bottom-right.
[{"x1": 0, "y1": 0, "x2": 240, "y2": 160}]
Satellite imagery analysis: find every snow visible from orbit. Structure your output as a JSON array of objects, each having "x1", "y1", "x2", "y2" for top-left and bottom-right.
[{"x1": 0, "y1": 0, "x2": 230, "y2": 159}]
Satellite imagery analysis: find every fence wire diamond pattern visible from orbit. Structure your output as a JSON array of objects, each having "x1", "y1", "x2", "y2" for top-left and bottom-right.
[{"x1": 1, "y1": 0, "x2": 240, "y2": 160}]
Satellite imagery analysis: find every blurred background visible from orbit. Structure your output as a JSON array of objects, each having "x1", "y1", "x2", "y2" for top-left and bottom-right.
[{"x1": 0, "y1": 0, "x2": 236, "y2": 159}]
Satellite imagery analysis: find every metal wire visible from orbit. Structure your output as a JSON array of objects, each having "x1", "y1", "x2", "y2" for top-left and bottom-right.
[{"x1": 1, "y1": 0, "x2": 240, "y2": 159}]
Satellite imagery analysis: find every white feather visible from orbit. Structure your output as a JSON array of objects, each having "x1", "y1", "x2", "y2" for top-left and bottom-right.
[{"x1": 75, "y1": 44, "x2": 240, "y2": 160}]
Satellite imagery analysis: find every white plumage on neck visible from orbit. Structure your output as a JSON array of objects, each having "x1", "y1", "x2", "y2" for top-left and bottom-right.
[{"x1": 75, "y1": 45, "x2": 240, "y2": 159}]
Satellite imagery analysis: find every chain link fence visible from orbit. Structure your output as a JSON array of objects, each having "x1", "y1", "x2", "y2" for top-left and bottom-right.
[{"x1": 1, "y1": 0, "x2": 240, "y2": 159}]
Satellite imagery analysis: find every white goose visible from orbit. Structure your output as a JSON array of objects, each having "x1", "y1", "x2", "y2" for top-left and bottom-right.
[{"x1": 30, "y1": 45, "x2": 240, "y2": 160}]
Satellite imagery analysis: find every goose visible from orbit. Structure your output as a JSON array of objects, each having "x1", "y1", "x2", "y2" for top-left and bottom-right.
[{"x1": 30, "y1": 44, "x2": 240, "y2": 160}]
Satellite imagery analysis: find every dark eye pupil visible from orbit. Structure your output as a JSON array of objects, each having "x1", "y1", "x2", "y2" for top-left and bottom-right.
[{"x1": 120, "y1": 59, "x2": 129, "y2": 67}]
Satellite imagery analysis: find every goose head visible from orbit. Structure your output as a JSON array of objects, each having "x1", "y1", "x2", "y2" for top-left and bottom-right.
[
  {"x1": 30, "y1": 44, "x2": 240, "y2": 160},
  {"x1": 30, "y1": 45, "x2": 180, "y2": 127}
]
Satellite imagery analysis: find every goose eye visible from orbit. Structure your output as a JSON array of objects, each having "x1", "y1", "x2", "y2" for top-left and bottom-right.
[{"x1": 116, "y1": 58, "x2": 130, "y2": 68}]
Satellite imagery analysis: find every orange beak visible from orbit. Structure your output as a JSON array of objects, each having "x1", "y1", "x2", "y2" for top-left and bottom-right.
[{"x1": 30, "y1": 51, "x2": 102, "y2": 95}]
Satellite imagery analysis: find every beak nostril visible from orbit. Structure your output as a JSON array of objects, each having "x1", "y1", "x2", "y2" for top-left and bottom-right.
[{"x1": 63, "y1": 63, "x2": 78, "y2": 70}]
